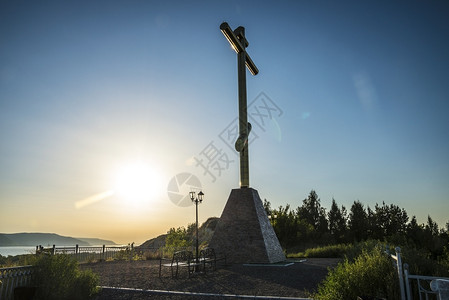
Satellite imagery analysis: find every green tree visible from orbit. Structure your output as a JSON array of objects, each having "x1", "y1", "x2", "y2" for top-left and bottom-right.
[
  {"x1": 271, "y1": 204, "x2": 298, "y2": 248},
  {"x1": 366, "y1": 206, "x2": 377, "y2": 239},
  {"x1": 348, "y1": 201, "x2": 368, "y2": 241},
  {"x1": 424, "y1": 215, "x2": 445, "y2": 257},
  {"x1": 406, "y1": 215, "x2": 425, "y2": 247},
  {"x1": 164, "y1": 226, "x2": 192, "y2": 254},
  {"x1": 263, "y1": 199, "x2": 272, "y2": 216},
  {"x1": 328, "y1": 198, "x2": 347, "y2": 243},
  {"x1": 426, "y1": 215, "x2": 439, "y2": 236},
  {"x1": 298, "y1": 190, "x2": 321, "y2": 227},
  {"x1": 298, "y1": 190, "x2": 328, "y2": 237},
  {"x1": 373, "y1": 202, "x2": 408, "y2": 239}
]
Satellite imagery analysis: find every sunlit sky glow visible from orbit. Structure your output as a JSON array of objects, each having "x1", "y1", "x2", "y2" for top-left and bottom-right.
[{"x1": 1, "y1": 1, "x2": 448, "y2": 244}]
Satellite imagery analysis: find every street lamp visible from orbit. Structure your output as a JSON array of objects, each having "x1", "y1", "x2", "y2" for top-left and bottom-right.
[{"x1": 189, "y1": 190, "x2": 204, "y2": 269}]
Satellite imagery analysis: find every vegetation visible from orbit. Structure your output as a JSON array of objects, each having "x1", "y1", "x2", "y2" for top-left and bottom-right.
[
  {"x1": 289, "y1": 243, "x2": 351, "y2": 258},
  {"x1": 2, "y1": 190, "x2": 446, "y2": 300},
  {"x1": 163, "y1": 226, "x2": 193, "y2": 255},
  {"x1": 315, "y1": 246, "x2": 399, "y2": 300},
  {"x1": 310, "y1": 242, "x2": 449, "y2": 300},
  {"x1": 162, "y1": 217, "x2": 218, "y2": 256},
  {"x1": 265, "y1": 190, "x2": 449, "y2": 299},
  {"x1": 0, "y1": 253, "x2": 35, "y2": 267},
  {"x1": 32, "y1": 254, "x2": 100, "y2": 300},
  {"x1": 264, "y1": 190, "x2": 449, "y2": 261}
]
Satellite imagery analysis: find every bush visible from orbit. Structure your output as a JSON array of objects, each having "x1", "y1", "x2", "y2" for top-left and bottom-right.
[
  {"x1": 314, "y1": 248, "x2": 399, "y2": 300},
  {"x1": 163, "y1": 226, "x2": 192, "y2": 256},
  {"x1": 401, "y1": 247, "x2": 449, "y2": 277},
  {"x1": 287, "y1": 240, "x2": 380, "y2": 259},
  {"x1": 288, "y1": 244, "x2": 349, "y2": 258},
  {"x1": 306, "y1": 244, "x2": 351, "y2": 258},
  {"x1": 344, "y1": 240, "x2": 380, "y2": 262},
  {"x1": 33, "y1": 254, "x2": 100, "y2": 300},
  {"x1": 440, "y1": 246, "x2": 449, "y2": 271},
  {"x1": 0, "y1": 254, "x2": 35, "y2": 267}
]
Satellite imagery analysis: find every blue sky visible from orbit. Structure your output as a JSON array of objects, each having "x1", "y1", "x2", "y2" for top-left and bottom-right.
[{"x1": 1, "y1": 1, "x2": 448, "y2": 244}]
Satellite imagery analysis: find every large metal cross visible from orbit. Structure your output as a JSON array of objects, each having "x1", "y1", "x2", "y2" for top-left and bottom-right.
[{"x1": 220, "y1": 22, "x2": 259, "y2": 188}]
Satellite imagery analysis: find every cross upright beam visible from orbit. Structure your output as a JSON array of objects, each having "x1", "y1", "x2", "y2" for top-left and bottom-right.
[{"x1": 220, "y1": 22, "x2": 258, "y2": 188}]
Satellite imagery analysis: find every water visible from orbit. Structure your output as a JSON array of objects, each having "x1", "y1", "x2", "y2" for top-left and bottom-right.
[
  {"x1": 0, "y1": 245, "x2": 125, "y2": 257},
  {"x1": 0, "y1": 246, "x2": 37, "y2": 257}
]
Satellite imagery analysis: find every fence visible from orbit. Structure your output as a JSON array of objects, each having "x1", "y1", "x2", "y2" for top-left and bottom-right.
[
  {"x1": 388, "y1": 246, "x2": 406, "y2": 300},
  {"x1": 37, "y1": 244, "x2": 141, "y2": 263},
  {"x1": 0, "y1": 244, "x2": 161, "y2": 299},
  {"x1": 0, "y1": 265, "x2": 34, "y2": 300},
  {"x1": 389, "y1": 247, "x2": 449, "y2": 300},
  {"x1": 403, "y1": 264, "x2": 449, "y2": 300}
]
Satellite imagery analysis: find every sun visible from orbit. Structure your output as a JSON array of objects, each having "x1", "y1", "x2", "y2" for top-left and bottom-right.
[{"x1": 113, "y1": 161, "x2": 159, "y2": 207}]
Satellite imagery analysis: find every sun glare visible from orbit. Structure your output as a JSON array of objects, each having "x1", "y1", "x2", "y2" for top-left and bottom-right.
[{"x1": 113, "y1": 161, "x2": 160, "y2": 207}]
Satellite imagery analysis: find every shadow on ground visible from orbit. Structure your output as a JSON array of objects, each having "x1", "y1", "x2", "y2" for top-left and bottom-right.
[{"x1": 82, "y1": 258, "x2": 341, "y2": 300}]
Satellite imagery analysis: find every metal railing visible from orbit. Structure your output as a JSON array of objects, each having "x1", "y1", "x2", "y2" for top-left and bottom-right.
[
  {"x1": 403, "y1": 264, "x2": 449, "y2": 300},
  {"x1": 0, "y1": 265, "x2": 34, "y2": 300},
  {"x1": 430, "y1": 279, "x2": 449, "y2": 300},
  {"x1": 388, "y1": 246, "x2": 406, "y2": 300},
  {"x1": 0, "y1": 245, "x2": 164, "y2": 299},
  {"x1": 37, "y1": 244, "x2": 138, "y2": 263},
  {"x1": 389, "y1": 247, "x2": 449, "y2": 300}
]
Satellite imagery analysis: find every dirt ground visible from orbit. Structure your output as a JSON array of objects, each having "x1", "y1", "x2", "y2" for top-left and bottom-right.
[{"x1": 81, "y1": 258, "x2": 341, "y2": 299}]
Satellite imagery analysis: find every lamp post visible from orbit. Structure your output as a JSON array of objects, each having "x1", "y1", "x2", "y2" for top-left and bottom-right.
[
  {"x1": 220, "y1": 22, "x2": 258, "y2": 188},
  {"x1": 189, "y1": 190, "x2": 204, "y2": 269}
]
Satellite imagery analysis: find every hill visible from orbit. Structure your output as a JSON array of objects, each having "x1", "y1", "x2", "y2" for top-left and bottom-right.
[
  {"x1": 76, "y1": 237, "x2": 117, "y2": 246},
  {"x1": 0, "y1": 233, "x2": 117, "y2": 247},
  {"x1": 138, "y1": 234, "x2": 167, "y2": 249},
  {"x1": 138, "y1": 217, "x2": 219, "y2": 249},
  {"x1": 0, "y1": 234, "x2": 14, "y2": 246}
]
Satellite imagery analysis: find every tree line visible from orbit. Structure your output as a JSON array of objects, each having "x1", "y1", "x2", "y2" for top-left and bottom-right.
[{"x1": 264, "y1": 190, "x2": 449, "y2": 257}]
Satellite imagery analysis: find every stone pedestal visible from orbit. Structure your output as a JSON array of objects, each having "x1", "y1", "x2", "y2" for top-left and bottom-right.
[{"x1": 209, "y1": 188, "x2": 285, "y2": 264}]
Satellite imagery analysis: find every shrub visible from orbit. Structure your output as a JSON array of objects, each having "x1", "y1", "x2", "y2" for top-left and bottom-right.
[
  {"x1": 0, "y1": 254, "x2": 35, "y2": 267},
  {"x1": 440, "y1": 246, "x2": 449, "y2": 271},
  {"x1": 71, "y1": 269, "x2": 100, "y2": 299},
  {"x1": 33, "y1": 254, "x2": 100, "y2": 300},
  {"x1": 287, "y1": 251, "x2": 306, "y2": 258},
  {"x1": 305, "y1": 244, "x2": 351, "y2": 258},
  {"x1": 344, "y1": 240, "x2": 380, "y2": 262},
  {"x1": 287, "y1": 240, "x2": 383, "y2": 259},
  {"x1": 163, "y1": 226, "x2": 192, "y2": 256},
  {"x1": 288, "y1": 244, "x2": 349, "y2": 258},
  {"x1": 314, "y1": 247, "x2": 399, "y2": 300},
  {"x1": 401, "y1": 247, "x2": 449, "y2": 277}
]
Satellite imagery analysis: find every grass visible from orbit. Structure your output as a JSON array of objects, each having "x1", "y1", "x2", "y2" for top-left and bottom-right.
[
  {"x1": 287, "y1": 240, "x2": 381, "y2": 259},
  {"x1": 288, "y1": 243, "x2": 351, "y2": 258}
]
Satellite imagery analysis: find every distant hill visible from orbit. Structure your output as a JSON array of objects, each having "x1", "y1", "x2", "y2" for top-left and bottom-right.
[
  {"x1": 138, "y1": 234, "x2": 167, "y2": 249},
  {"x1": 138, "y1": 217, "x2": 219, "y2": 249},
  {"x1": 0, "y1": 235, "x2": 14, "y2": 246},
  {"x1": 75, "y1": 237, "x2": 117, "y2": 246},
  {"x1": 0, "y1": 233, "x2": 117, "y2": 247}
]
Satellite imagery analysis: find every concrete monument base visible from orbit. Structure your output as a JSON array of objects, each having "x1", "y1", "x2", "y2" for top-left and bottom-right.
[{"x1": 209, "y1": 188, "x2": 285, "y2": 264}]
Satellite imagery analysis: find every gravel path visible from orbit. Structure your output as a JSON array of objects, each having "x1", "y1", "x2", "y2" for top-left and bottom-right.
[{"x1": 81, "y1": 258, "x2": 340, "y2": 299}]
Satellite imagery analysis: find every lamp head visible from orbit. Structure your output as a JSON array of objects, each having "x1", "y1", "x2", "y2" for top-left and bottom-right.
[
  {"x1": 198, "y1": 191, "x2": 204, "y2": 202},
  {"x1": 189, "y1": 191, "x2": 195, "y2": 201}
]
